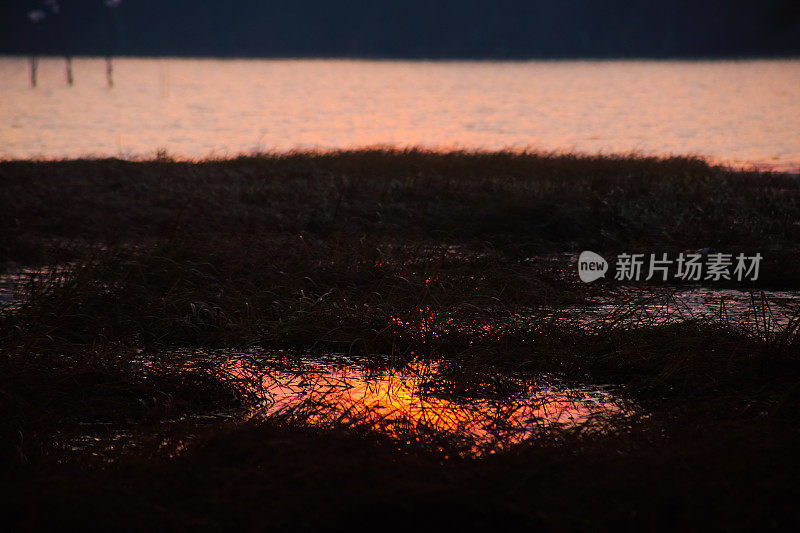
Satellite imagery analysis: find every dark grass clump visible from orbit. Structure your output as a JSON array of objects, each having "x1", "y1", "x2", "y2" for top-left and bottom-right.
[
  {"x1": 2, "y1": 149, "x2": 799, "y2": 284},
  {"x1": 0, "y1": 341, "x2": 251, "y2": 473},
  {"x1": 4, "y1": 414, "x2": 800, "y2": 531}
]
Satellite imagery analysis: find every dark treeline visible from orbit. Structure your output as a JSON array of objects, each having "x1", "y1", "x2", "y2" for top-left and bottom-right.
[{"x1": 1, "y1": 0, "x2": 799, "y2": 59}]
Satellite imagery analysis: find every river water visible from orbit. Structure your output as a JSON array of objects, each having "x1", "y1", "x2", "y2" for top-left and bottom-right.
[{"x1": 1, "y1": 57, "x2": 799, "y2": 171}]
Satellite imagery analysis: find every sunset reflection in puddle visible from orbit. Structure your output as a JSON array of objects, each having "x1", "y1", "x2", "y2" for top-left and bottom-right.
[{"x1": 214, "y1": 354, "x2": 632, "y2": 453}]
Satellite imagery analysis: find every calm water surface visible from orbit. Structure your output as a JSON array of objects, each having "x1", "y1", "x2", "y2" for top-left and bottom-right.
[
  {"x1": 205, "y1": 353, "x2": 631, "y2": 454},
  {"x1": 1, "y1": 57, "x2": 799, "y2": 171}
]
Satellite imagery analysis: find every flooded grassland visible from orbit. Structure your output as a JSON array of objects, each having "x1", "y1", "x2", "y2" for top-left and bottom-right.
[{"x1": 2, "y1": 151, "x2": 800, "y2": 530}]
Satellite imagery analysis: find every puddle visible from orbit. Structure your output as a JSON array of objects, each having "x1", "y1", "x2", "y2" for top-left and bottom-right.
[
  {"x1": 199, "y1": 353, "x2": 633, "y2": 454},
  {"x1": 387, "y1": 288, "x2": 800, "y2": 343},
  {"x1": 69, "y1": 352, "x2": 632, "y2": 458},
  {"x1": 571, "y1": 287, "x2": 800, "y2": 331},
  {"x1": 0, "y1": 268, "x2": 42, "y2": 311},
  {"x1": 0, "y1": 265, "x2": 71, "y2": 312}
]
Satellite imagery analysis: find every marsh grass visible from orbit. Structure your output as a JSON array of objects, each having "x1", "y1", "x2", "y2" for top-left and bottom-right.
[
  {"x1": 2, "y1": 149, "x2": 799, "y2": 278},
  {"x1": 2, "y1": 150, "x2": 800, "y2": 529}
]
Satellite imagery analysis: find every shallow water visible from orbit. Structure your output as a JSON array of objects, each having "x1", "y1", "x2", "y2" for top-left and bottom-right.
[
  {"x1": 0, "y1": 271, "x2": 27, "y2": 311},
  {"x1": 206, "y1": 353, "x2": 631, "y2": 453},
  {"x1": 386, "y1": 286, "x2": 800, "y2": 342},
  {"x1": 0, "y1": 267, "x2": 52, "y2": 312},
  {"x1": 0, "y1": 265, "x2": 73, "y2": 312},
  {"x1": 1, "y1": 57, "x2": 799, "y2": 171},
  {"x1": 66, "y1": 352, "x2": 630, "y2": 458},
  {"x1": 571, "y1": 287, "x2": 800, "y2": 332}
]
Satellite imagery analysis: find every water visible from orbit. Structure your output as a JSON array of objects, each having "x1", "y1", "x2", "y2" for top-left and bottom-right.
[
  {"x1": 65, "y1": 352, "x2": 630, "y2": 458},
  {"x1": 1, "y1": 57, "x2": 799, "y2": 171},
  {"x1": 201, "y1": 353, "x2": 632, "y2": 454},
  {"x1": 0, "y1": 266, "x2": 70, "y2": 312},
  {"x1": 564, "y1": 287, "x2": 800, "y2": 333}
]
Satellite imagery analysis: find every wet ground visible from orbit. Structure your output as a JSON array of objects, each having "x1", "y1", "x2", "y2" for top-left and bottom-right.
[{"x1": 5, "y1": 264, "x2": 799, "y2": 457}]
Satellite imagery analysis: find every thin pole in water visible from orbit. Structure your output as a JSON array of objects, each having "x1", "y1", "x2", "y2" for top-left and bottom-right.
[
  {"x1": 27, "y1": 9, "x2": 46, "y2": 88},
  {"x1": 30, "y1": 56, "x2": 38, "y2": 88},
  {"x1": 65, "y1": 56, "x2": 73, "y2": 86},
  {"x1": 106, "y1": 56, "x2": 113, "y2": 88},
  {"x1": 104, "y1": 0, "x2": 122, "y2": 88},
  {"x1": 44, "y1": 0, "x2": 73, "y2": 87}
]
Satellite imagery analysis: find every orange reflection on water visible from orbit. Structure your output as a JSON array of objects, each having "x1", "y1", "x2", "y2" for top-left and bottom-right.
[{"x1": 224, "y1": 357, "x2": 629, "y2": 452}]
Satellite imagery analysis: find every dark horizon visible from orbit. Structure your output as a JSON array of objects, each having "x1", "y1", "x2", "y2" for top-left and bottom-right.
[{"x1": 2, "y1": 0, "x2": 800, "y2": 60}]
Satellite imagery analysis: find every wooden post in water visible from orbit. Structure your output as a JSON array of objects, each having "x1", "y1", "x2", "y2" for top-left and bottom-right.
[
  {"x1": 27, "y1": 9, "x2": 46, "y2": 88},
  {"x1": 105, "y1": 56, "x2": 114, "y2": 88},
  {"x1": 65, "y1": 56, "x2": 73, "y2": 86},
  {"x1": 30, "y1": 55, "x2": 38, "y2": 88},
  {"x1": 104, "y1": 0, "x2": 123, "y2": 89}
]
